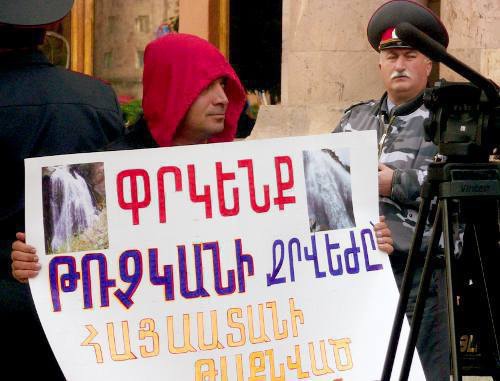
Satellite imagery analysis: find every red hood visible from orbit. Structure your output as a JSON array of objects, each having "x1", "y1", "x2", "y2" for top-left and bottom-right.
[{"x1": 142, "y1": 33, "x2": 246, "y2": 147}]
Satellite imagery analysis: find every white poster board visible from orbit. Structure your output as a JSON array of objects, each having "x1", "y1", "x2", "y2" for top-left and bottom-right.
[{"x1": 25, "y1": 131, "x2": 424, "y2": 380}]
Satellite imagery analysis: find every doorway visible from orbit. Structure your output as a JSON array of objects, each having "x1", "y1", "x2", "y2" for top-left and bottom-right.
[{"x1": 229, "y1": 0, "x2": 282, "y2": 104}]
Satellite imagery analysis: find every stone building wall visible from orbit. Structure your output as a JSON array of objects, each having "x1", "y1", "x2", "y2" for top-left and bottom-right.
[
  {"x1": 93, "y1": 0, "x2": 179, "y2": 99},
  {"x1": 250, "y1": 0, "x2": 499, "y2": 140},
  {"x1": 440, "y1": 0, "x2": 500, "y2": 83}
]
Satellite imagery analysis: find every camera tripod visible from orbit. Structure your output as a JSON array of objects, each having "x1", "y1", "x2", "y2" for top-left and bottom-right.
[{"x1": 381, "y1": 160, "x2": 500, "y2": 380}]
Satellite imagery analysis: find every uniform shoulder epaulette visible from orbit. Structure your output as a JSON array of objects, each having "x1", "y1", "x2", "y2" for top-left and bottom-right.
[{"x1": 342, "y1": 99, "x2": 377, "y2": 114}]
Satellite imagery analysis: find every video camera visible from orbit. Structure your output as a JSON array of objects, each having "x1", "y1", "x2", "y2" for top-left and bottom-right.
[{"x1": 396, "y1": 22, "x2": 500, "y2": 163}]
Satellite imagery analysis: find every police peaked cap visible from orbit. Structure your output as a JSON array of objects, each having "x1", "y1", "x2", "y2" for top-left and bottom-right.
[
  {"x1": 367, "y1": 0, "x2": 449, "y2": 52},
  {"x1": 0, "y1": 0, "x2": 74, "y2": 27}
]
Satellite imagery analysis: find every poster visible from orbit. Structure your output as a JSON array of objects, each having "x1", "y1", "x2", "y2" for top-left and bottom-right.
[{"x1": 25, "y1": 131, "x2": 424, "y2": 380}]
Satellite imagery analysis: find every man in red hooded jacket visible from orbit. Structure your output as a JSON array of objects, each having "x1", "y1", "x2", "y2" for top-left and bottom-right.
[{"x1": 107, "y1": 33, "x2": 247, "y2": 150}]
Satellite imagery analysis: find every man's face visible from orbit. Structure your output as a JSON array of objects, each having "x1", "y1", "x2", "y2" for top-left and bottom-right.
[
  {"x1": 379, "y1": 48, "x2": 432, "y2": 105},
  {"x1": 174, "y1": 78, "x2": 229, "y2": 145}
]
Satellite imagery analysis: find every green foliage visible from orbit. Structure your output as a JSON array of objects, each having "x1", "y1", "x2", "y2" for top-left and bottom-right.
[
  {"x1": 248, "y1": 103, "x2": 260, "y2": 119},
  {"x1": 169, "y1": 16, "x2": 179, "y2": 32},
  {"x1": 121, "y1": 99, "x2": 143, "y2": 127},
  {"x1": 68, "y1": 209, "x2": 109, "y2": 252},
  {"x1": 50, "y1": 209, "x2": 109, "y2": 254}
]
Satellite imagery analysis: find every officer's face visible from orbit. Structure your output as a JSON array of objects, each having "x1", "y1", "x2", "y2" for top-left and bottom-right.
[
  {"x1": 174, "y1": 78, "x2": 229, "y2": 145},
  {"x1": 379, "y1": 48, "x2": 432, "y2": 105}
]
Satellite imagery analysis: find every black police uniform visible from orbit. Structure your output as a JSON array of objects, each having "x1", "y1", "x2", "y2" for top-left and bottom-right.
[{"x1": 0, "y1": 49, "x2": 124, "y2": 381}]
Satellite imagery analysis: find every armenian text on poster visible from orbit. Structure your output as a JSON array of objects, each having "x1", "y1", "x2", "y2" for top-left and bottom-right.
[{"x1": 25, "y1": 131, "x2": 424, "y2": 380}]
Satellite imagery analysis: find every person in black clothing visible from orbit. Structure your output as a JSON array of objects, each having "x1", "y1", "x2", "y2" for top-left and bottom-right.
[{"x1": 0, "y1": 1, "x2": 124, "y2": 379}]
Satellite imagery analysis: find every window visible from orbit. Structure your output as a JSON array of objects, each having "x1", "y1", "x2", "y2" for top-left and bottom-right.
[
  {"x1": 135, "y1": 50, "x2": 145, "y2": 69},
  {"x1": 104, "y1": 51, "x2": 112, "y2": 69},
  {"x1": 135, "y1": 15, "x2": 150, "y2": 33},
  {"x1": 230, "y1": 0, "x2": 282, "y2": 104},
  {"x1": 108, "y1": 16, "x2": 118, "y2": 34}
]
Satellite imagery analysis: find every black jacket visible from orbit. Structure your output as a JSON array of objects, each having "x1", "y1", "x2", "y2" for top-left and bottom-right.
[
  {"x1": 0, "y1": 49, "x2": 124, "y2": 245},
  {"x1": 106, "y1": 116, "x2": 158, "y2": 151},
  {"x1": 0, "y1": 49, "x2": 124, "y2": 380}
]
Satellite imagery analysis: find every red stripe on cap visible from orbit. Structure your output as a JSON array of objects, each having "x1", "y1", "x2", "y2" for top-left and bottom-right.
[{"x1": 381, "y1": 27, "x2": 397, "y2": 44}]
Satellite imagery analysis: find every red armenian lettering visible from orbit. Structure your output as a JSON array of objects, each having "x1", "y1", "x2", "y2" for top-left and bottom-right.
[
  {"x1": 273, "y1": 156, "x2": 296, "y2": 210},
  {"x1": 188, "y1": 164, "x2": 213, "y2": 218},
  {"x1": 238, "y1": 159, "x2": 271, "y2": 213},
  {"x1": 157, "y1": 166, "x2": 182, "y2": 223},
  {"x1": 117, "y1": 169, "x2": 151, "y2": 225},
  {"x1": 216, "y1": 162, "x2": 239, "y2": 216}
]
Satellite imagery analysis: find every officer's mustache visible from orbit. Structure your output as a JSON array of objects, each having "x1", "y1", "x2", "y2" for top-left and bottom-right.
[{"x1": 391, "y1": 70, "x2": 411, "y2": 79}]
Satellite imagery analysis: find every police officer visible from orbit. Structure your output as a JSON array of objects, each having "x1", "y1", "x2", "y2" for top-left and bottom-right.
[
  {"x1": 335, "y1": 1, "x2": 450, "y2": 379},
  {"x1": 0, "y1": 1, "x2": 124, "y2": 378}
]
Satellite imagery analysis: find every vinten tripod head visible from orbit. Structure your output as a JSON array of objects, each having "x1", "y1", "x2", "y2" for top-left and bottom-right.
[{"x1": 396, "y1": 22, "x2": 500, "y2": 164}]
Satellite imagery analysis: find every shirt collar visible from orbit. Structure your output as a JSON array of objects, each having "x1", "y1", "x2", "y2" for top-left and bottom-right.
[
  {"x1": 378, "y1": 91, "x2": 425, "y2": 119},
  {"x1": 386, "y1": 97, "x2": 396, "y2": 113},
  {"x1": 0, "y1": 49, "x2": 52, "y2": 69}
]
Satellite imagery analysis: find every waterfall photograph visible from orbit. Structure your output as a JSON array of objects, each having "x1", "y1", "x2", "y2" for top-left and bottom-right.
[
  {"x1": 303, "y1": 149, "x2": 356, "y2": 232},
  {"x1": 42, "y1": 162, "x2": 109, "y2": 254}
]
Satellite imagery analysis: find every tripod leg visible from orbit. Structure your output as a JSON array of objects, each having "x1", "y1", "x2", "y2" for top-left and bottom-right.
[
  {"x1": 398, "y1": 202, "x2": 444, "y2": 381},
  {"x1": 381, "y1": 182, "x2": 435, "y2": 381},
  {"x1": 469, "y1": 220, "x2": 500, "y2": 377},
  {"x1": 442, "y1": 198, "x2": 461, "y2": 380}
]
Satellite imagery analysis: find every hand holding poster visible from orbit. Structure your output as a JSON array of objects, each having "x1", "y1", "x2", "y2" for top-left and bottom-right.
[{"x1": 25, "y1": 131, "x2": 424, "y2": 380}]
